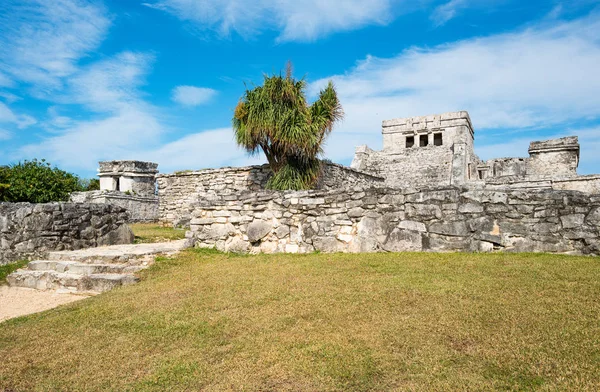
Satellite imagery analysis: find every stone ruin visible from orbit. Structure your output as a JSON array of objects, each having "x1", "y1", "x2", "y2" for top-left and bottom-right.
[
  {"x1": 351, "y1": 111, "x2": 598, "y2": 193},
  {"x1": 153, "y1": 110, "x2": 600, "y2": 256},
  {"x1": 98, "y1": 160, "x2": 158, "y2": 196},
  {"x1": 71, "y1": 160, "x2": 159, "y2": 222}
]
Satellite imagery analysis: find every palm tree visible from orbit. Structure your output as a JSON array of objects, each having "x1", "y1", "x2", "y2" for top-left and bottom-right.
[{"x1": 233, "y1": 63, "x2": 343, "y2": 190}]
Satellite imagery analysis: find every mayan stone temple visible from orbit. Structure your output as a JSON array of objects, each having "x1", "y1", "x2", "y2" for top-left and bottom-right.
[{"x1": 352, "y1": 111, "x2": 594, "y2": 192}]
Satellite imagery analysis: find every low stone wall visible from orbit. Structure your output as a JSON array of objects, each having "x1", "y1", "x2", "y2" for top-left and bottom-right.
[
  {"x1": 70, "y1": 191, "x2": 159, "y2": 222},
  {"x1": 158, "y1": 163, "x2": 383, "y2": 227},
  {"x1": 188, "y1": 187, "x2": 600, "y2": 255},
  {"x1": 0, "y1": 202, "x2": 133, "y2": 265},
  {"x1": 484, "y1": 174, "x2": 600, "y2": 194}
]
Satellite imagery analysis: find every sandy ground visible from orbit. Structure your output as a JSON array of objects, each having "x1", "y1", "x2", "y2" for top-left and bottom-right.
[{"x1": 0, "y1": 285, "x2": 91, "y2": 323}]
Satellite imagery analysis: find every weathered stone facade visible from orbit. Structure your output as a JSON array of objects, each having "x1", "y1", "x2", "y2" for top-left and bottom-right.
[
  {"x1": 352, "y1": 111, "x2": 598, "y2": 192},
  {"x1": 0, "y1": 203, "x2": 133, "y2": 265},
  {"x1": 70, "y1": 191, "x2": 159, "y2": 222},
  {"x1": 188, "y1": 187, "x2": 600, "y2": 255},
  {"x1": 157, "y1": 163, "x2": 383, "y2": 227},
  {"x1": 99, "y1": 160, "x2": 158, "y2": 196},
  {"x1": 352, "y1": 111, "x2": 478, "y2": 188}
]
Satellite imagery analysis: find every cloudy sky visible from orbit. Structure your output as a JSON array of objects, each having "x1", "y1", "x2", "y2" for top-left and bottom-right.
[{"x1": 0, "y1": 0, "x2": 599, "y2": 177}]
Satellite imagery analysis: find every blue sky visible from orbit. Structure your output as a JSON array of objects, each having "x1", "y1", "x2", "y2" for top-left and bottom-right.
[{"x1": 0, "y1": 0, "x2": 599, "y2": 178}]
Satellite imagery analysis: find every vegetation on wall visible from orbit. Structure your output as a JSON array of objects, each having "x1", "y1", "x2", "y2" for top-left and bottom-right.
[
  {"x1": 0, "y1": 159, "x2": 95, "y2": 203},
  {"x1": 233, "y1": 63, "x2": 343, "y2": 190}
]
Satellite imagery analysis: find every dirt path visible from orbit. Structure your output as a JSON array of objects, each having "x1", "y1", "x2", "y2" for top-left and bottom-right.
[{"x1": 0, "y1": 285, "x2": 90, "y2": 323}]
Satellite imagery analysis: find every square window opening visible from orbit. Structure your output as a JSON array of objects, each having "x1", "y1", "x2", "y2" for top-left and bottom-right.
[
  {"x1": 419, "y1": 134, "x2": 428, "y2": 147},
  {"x1": 406, "y1": 136, "x2": 414, "y2": 148},
  {"x1": 434, "y1": 133, "x2": 443, "y2": 146}
]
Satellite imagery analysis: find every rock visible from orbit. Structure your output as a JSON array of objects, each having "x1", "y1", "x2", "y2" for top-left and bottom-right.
[
  {"x1": 383, "y1": 229, "x2": 422, "y2": 252},
  {"x1": 247, "y1": 220, "x2": 273, "y2": 242},
  {"x1": 458, "y1": 203, "x2": 484, "y2": 214},
  {"x1": 208, "y1": 223, "x2": 236, "y2": 240},
  {"x1": 313, "y1": 237, "x2": 341, "y2": 252},
  {"x1": 225, "y1": 237, "x2": 250, "y2": 253},
  {"x1": 428, "y1": 221, "x2": 468, "y2": 237},
  {"x1": 560, "y1": 214, "x2": 585, "y2": 229},
  {"x1": 275, "y1": 225, "x2": 290, "y2": 239},
  {"x1": 285, "y1": 244, "x2": 299, "y2": 253},
  {"x1": 585, "y1": 207, "x2": 600, "y2": 226},
  {"x1": 348, "y1": 207, "x2": 365, "y2": 218},
  {"x1": 398, "y1": 220, "x2": 426, "y2": 232},
  {"x1": 98, "y1": 224, "x2": 134, "y2": 247}
]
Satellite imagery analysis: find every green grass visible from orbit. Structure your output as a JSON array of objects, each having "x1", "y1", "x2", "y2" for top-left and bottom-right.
[
  {"x1": 0, "y1": 259, "x2": 28, "y2": 284},
  {"x1": 0, "y1": 251, "x2": 599, "y2": 391},
  {"x1": 130, "y1": 223, "x2": 186, "y2": 243}
]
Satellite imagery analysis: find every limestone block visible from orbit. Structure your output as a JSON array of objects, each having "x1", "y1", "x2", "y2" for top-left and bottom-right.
[
  {"x1": 560, "y1": 214, "x2": 585, "y2": 229},
  {"x1": 585, "y1": 207, "x2": 600, "y2": 226},
  {"x1": 429, "y1": 221, "x2": 468, "y2": 237},
  {"x1": 275, "y1": 225, "x2": 290, "y2": 239},
  {"x1": 285, "y1": 244, "x2": 299, "y2": 253},
  {"x1": 348, "y1": 207, "x2": 365, "y2": 218},
  {"x1": 398, "y1": 220, "x2": 426, "y2": 232},
  {"x1": 247, "y1": 220, "x2": 273, "y2": 242},
  {"x1": 458, "y1": 203, "x2": 484, "y2": 214},
  {"x1": 383, "y1": 229, "x2": 422, "y2": 252},
  {"x1": 208, "y1": 223, "x2": 236, "y2": 240},
  {"x1": 226, "y1": 237, "x2": 250, "y2": 253}
]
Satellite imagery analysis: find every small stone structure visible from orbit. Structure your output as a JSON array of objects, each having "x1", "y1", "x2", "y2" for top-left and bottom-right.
[
  {"x1": 157, "y1": 162, "x2": 383, "y2": 227},
  {"x1": 98, "y1": 160, "x2": 158, "y2": 196},
  {"x1": 0, "y1": 202, "x2": 133, "y2": 265},
  {"x1": 71, "y1": 160, "x2": 160, "y2": 222},
  {"x1": 189, "y1": 187, "x2": 600, "y2": 255}
]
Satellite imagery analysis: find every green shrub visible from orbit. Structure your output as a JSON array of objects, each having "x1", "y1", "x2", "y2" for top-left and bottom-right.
[
  {"x1": 0, "y1": 159, "x2": 85, "y2": 203},
  {"x1": 79, "y1": 178, "x2": 100, "y2": 191}
]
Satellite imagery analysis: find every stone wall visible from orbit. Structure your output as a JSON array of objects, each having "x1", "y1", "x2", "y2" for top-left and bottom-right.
[
  {"x1": 0, "y1": 202, "x2": 133, "y2": 265},
  {"x1": 188, "y1": 186, "x2": 600, "y2": 256},
  {"x1": 157, "y1": 163, "x2": 383, "y2": 227},
  {"x1": 70, "y1": 191, "x2": 159, "y2": 222},
  {"x1": 483, "y1": 174, "x2": 600, "y2": 194}
]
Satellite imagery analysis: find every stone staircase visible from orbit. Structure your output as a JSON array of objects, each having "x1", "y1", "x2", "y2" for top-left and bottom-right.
[{"x1": 7, "y1": 240, "x2": 189, "y2": 294}]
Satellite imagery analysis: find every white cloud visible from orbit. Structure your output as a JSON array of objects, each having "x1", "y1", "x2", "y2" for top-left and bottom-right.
[
  {"x1": 0, "y1": 129, "x2": 11, "y2": 141},
  {"x1": 144, "y1": 0, "x2": 396, "y2": 41},
  {"x1": 146, "y1": 128, "x2": 264, "y2": 172},
  {"x1": 0, "y1": 0, "x2": 110, "y2": 93},
  {"x1": 171, "y1": 86, "x2": 217, "y2": 107},
  {"x1": 307, "y1": 12, "x2": 600, "y2": 168},
  {"x1": 430, "y1": 0, "x2": 466, "y2": 26},
  {"x1": 66, "y1": 51, "x2": 155, "y2": 112},
  {"x1": 0, "y1": 102, "x2": 36, "y2": 129},
  {"x1": 20, "y1": 51, "x2": 163, "y2": 172},
  {"x1": 0, "y1": 91, "x2": 22, "y2": 103},
  {"x1": 21, "y1": 107, "x2": 163, "y2": 172}
]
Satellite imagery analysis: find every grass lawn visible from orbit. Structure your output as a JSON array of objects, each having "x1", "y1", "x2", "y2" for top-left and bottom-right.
[
  {"x1": 0, "y1": 250, "x2": 599, "y2": 391},
  {"x1": 129, "y1": 223, "x2": 186, "y2": 243}
]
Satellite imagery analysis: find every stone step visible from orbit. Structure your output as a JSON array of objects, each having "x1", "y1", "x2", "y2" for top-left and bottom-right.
[
  {"x1": 47, "y1": 239, "x2": 189, "y2": 263},
  {"x1": 27, "y1": 260, "x2": 146, "y2": 275},
  {"x1": 7, "y1": 270, "x2": 138, "y2": 293}
]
